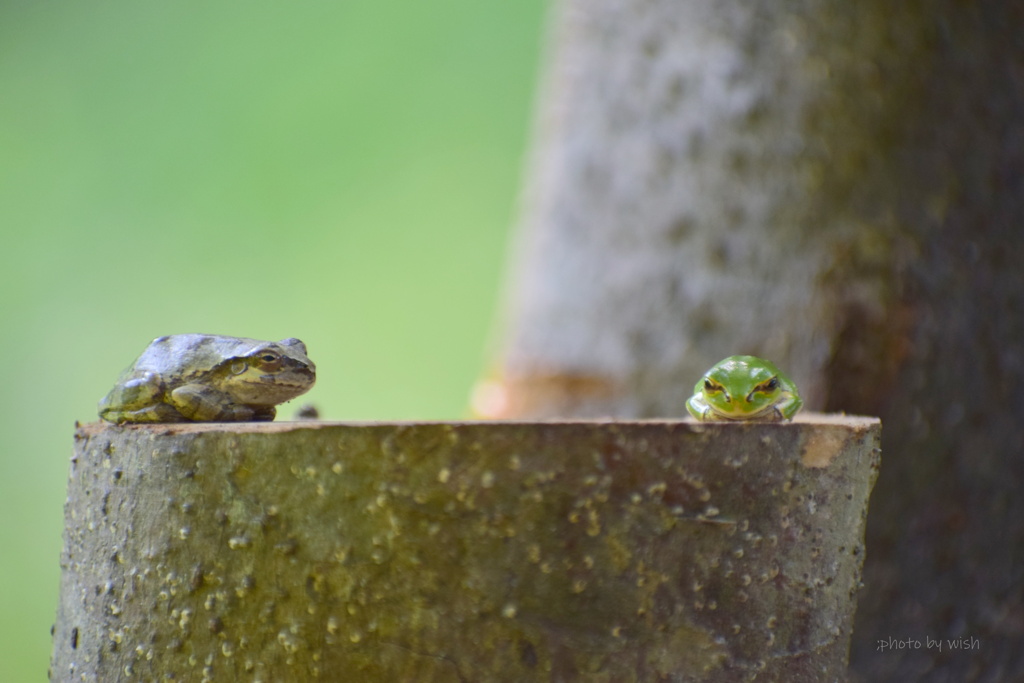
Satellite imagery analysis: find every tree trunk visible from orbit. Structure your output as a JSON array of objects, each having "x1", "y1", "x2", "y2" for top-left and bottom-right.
[
  {"x1": 485, "y1": 1, "x2": 1024, "y2": 680},
  {"x1": 53, "y1": 418, "x2": 878, "y2": 682}
]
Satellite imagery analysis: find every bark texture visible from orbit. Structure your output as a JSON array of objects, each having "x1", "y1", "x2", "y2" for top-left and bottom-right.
[
  {"x1": 487, "y1": 1, "x2": 1024, "y2": 680},
  {"x1": 53, "y1": 418, "x2": 878, "y2": 682}
]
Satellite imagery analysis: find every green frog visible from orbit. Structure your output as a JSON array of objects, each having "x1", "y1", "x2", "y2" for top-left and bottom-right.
[
  {"x1": 98, "y1": 335, "x2": 316, "y2": 423},
  {"x1": 686, "y1": 355, "x2": 802, "y2": 421}
]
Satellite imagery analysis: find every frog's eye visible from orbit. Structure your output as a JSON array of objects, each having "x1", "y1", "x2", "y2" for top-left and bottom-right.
[
  {"x1": 260, "y1": 353, "x2": 280, "y2": 363},
  {"x1": 704, "y1": 378, "x2": 723, "y2": 393},
  {"x1": 755, "y1": 377, "x2": 780, "y2": 393}
]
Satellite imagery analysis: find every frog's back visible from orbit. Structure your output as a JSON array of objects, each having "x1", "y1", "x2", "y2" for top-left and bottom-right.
[{"x1": 130, "y1": 334, "x2": 267, "y2": 384}]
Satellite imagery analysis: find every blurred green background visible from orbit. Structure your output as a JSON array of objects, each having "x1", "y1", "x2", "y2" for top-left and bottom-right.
[{"x1": 0, "y1": 1, "x2": 545, "y2": 678}]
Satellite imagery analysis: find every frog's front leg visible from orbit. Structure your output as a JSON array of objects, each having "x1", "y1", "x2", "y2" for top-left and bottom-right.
[
  {"x1": 686, "y1": 394, "x2": 712, "y2": 421},
  {"x1": 169, "y1": 384, "x2": 262, "y2": 422},
  {"x1": 773, "y1": 393, "x2": 804, "y2": 421}
]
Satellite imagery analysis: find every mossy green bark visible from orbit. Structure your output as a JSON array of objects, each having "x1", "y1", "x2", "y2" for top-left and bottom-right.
[{"x1": 52, "y1": 416, "x2": 879, "y2": 682}]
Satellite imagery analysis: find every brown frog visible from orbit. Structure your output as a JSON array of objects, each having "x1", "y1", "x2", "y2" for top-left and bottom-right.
[{"x1": 98, "y1": 335, "x2": 316, "y2": 423}]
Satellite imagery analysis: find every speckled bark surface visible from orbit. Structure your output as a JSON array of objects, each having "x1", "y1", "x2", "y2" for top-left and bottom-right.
[{"x1": 52, "y1": 416, "x2": 879, "y2": 682}]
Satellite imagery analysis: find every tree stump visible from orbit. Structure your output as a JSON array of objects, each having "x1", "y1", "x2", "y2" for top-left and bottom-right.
[{"x1": 52, "y1": 416, "x2": 879, "y2": 682}]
